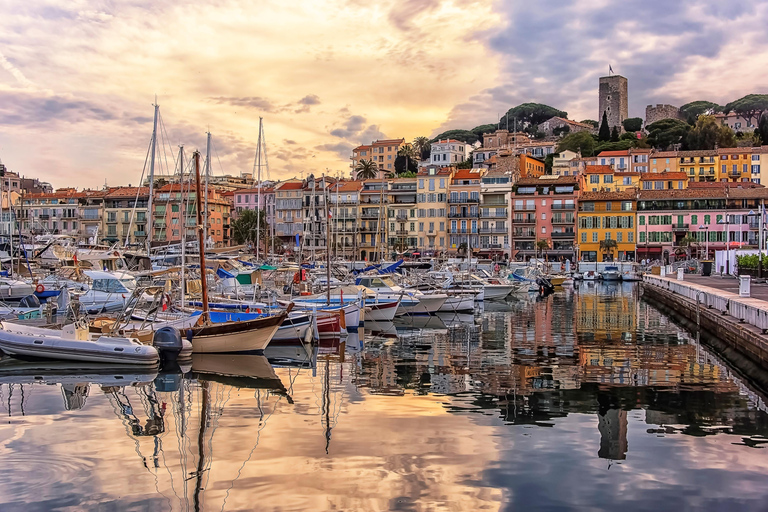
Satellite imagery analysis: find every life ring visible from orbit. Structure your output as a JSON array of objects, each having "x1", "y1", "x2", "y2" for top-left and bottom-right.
[
  {"x1": 293, "y1": 271, "x2": 301, "y2": 284},
  {"x1": 35, "y1": 284, "x2": 45, "y2": 294}
]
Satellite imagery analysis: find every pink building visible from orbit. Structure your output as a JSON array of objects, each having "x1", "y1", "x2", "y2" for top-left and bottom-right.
[
  {"x1": 511, "y1": 175, "x2": 578, "y2": 261},
  {"x1": 637, "y1": 184, "x2": 768, "y2": 262},
  {"x1": 234, "y1": 186, "x2": 275, "y2": 225}
]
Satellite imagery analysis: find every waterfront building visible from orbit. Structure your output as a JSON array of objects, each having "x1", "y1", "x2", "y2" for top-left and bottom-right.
[
  {"x1": 596, "y1": 149, "x2": 650, "y2": 173},
  {"x1": 233, "y1": 185, "x2": 275, "y2": 224},
  {"x1": 448, "y1": 168, "x2": 483, "y2": 252},
  {"x1": 20, "y1": 188, "x2": 107, "y2": 240},
  {"x1": 104, "y1": 187, "x2": 150, "y2": 246},
  {"x1": 152, "y1": 184, "x2": 230, "y2": 247},
  {"x1": 511, "y1": 176, "x2": 577, "y2": 261},
  {"x1": 577, "y1": 190, "x2": 637, "y2": 262},
  {"x1": 479, "y1": 168, "x2": 512, "y2": 258},
  {"x1": 301, "y1": 175, "x2": 334, "y2": 256},
  {"x1": 580, "y1": 165, "x2": 640, "y2": 192},
  {"x1": 416, "y1": 166, "x2": 452, "y2": 255},
  {"x1": 350, "y1": 138, "x2": 406, "y2": 178},
  {"x1": 678, "y1": 150, "x2": 718, "y2": 182},
  {"x1": 636, "y1": 184, "x2": 768, "y2": 262},
  {"x1": 329, "y1": 180, "x2": 362, "y2": 259},
  {"x1": 718, "y1": 148, "x2": 756, "y2": 183},
  {"x1": 359, "y1": 179, "x2": 388, "y2": 260},
  {"x1": 551, "y1": 150, "x2": 581, "y2": 176},
  {"x1": 388, "y1": 177, "x2": 418, "y2": 253},
  {"x1": 274, "y1": 181, "x2": 304, "y2": 251},
  {"x1": 430, "y1": 139, "x2": 469, "y2": 166}
]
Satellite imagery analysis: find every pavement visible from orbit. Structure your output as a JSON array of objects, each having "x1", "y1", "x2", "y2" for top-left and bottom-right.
[{"x1": 679, "y1": 274, "x2": 768, "y2": 303}]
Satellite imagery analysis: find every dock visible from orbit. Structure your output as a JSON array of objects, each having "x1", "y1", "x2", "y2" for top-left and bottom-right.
[{"x1": 642, "y1": 274, "x2": 768, "y2": 377}]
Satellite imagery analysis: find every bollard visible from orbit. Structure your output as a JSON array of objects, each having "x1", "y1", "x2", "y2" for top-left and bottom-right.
[
  {"x1": 739, "y1": 275, "x2": 751, "y2": 297},
  {"x1": 660, "y1": 266, "x2": 666, "y2": 277},
  {"x1": 677, "y1": 268, "x2": 684, "y2": 281}
]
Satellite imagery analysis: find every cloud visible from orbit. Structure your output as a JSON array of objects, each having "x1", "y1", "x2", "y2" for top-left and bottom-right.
[
  {"x1": 295, "y1": 94, "x2": 321, "y2": 113},
  {"x1": 315, "y1": 141, "x2": 355, "y2": 160},
  {"x1": 209, "y1": 96, "x2": 283, "y2": 113},
  {"x1": 0, "y1": 90, "x2": 136, "y2": 126},
  {"x1": 0, "y1": 50, "x2": 35, "y2": 88},
  {"x1": 330, "y1": 115, "x2": 368, "y2": 138}
]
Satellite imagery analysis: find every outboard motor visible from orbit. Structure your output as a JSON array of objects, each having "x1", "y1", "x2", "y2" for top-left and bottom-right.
[
  {"x1": 18, "y1": 294, "x2": 41, "y2": 309},
  {"x1": 536, "y1": 277, "x2": 555, "y2": 295},
  {"x1": 152, "y1": 326, "x2": 184, "y2": 362}
]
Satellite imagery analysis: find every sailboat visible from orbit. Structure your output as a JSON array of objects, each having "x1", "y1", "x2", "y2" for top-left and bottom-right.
[{"x1": 184, "y1": 151, "x2": 288, "y2": 353}]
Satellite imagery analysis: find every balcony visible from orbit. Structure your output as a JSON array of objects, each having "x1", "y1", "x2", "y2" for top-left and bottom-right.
[
  {"x1": 479, "y1": 227, "x2": 507, "y2": 234},
  {"x1": 513, "y1": 231, "x2": 536, "y2": 238},
  {"x1": 551, "y1": 231, "x2": 575, "y2": 238},
  {"x1": 551, "y1": 204, "x2": 575, "y2": 210},
  {"x1": 551, "y1": 217, "x2": 575, "y2": 224},
  {"x1": 360, "y1": 211, "x2": 381, "y2": 219},
  {"x1": 395, "y1": 229, "x2": 409, "y2": 236},
  {"x1": 449, "y1": 228, "x2": 476, "y2": 234},
  {"x1": 448, "y1": 198, "x2": 480, "y2": 204},
  {"x1": 671, "y1": 223, "x2": 689, "y2": 231},
  {"x1": 395, "y1": 213, "x2": 408, "y2": 221},
  {"x1": 482, "y1": 211, "x2": 508, "y2": 218},
  {"x1": 513, "y1": 216, "x2": 536, "y2": 224},
  {"x1": 39, "y1": 214, "x2": 50, "y2": 220},
  {"x1": 449, "y1": 212, "x2": 479, "y2": 218},
  {"x1": 134, "y1": 231, "x2": 147, "y2": 237},
  {"x1": 514, "y1": 205, "x2": 536, "y2": 211},
  {"x1": 480, "y1": 244, "x2": 503, "y2": 249},
  {"x1": 106, "y1": 218, "x2": 117, "y2": 224},
  {"x1": 390, "y1": 185, "x2": 417, "y2": 192}
]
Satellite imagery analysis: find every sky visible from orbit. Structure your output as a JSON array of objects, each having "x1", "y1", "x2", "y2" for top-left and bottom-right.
[{"x1": 0, "y1": 0, "x2": 766, "y2": 189}]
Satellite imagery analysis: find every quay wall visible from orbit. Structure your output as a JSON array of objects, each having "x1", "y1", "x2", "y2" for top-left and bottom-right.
[{"x1": 642, "y1": 275, "x2": 768, "y2": 370}]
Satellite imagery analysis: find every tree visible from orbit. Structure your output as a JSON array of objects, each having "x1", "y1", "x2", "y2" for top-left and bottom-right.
[
  {"x1": 676, "y1": 235, "x2": 697, "y2": 258},
  {"x1": 686, "y1": 115, "x2": 736, "y2": 150},
  {"x1": 758, "y1": 114, "x2": 768, "y2": 145},
  {"x1": 470, "y1": 123, "x2": 498, "y2": 139},
  {"x1": 599, "y1": 238, "x2": 618, "y2": 261},
  {"x1": 501, "y1": 103, "x2": 567, "y2": 129},
  {"x1": 724, "y1": 94, "x2": 768, "y2": 127},
  {"x1": 552, "y1": 125, "x2": 571, "y2": 137},
  {"x1": 580, "y1": 119, "x2": 599, "y2": 128},
  {"x1": 536, "y1": 239, "x2": 550, "y2": 259},
  {"x1": 680, "y1": 101, "x2": 723, "y2": 124},
  {"x1": 646, "y1": 118, "x2": 690, "y2": 150},
  {"x1": 610, "y1": 126, "x2": 620, "y2": 142},
  {"x1": 556, "y1": 131, "x2": 596, "y2": 157},
  {"x1": 355, "y1": 159, "x2": 379, "y2": 180},
  {"x1": 397, "y1": 145, "x2": 416, "y2": 159},
  {"x1": 456, "y1": 157, "x2": 473, "y2": 169},
  {"x1": 412, "y1": 136, "x2": 431, "y2": 160},
  {"x1": 430, "y1": 129, "x2": 479, "y2": 145},
  {"x1": 594, "y1": 140, "x2": 635, "y2": 154},
  {"x1": 544, "y1": 153, "x2": 555, "y2": 173},
  {"x1": 231, "y1": 209, "x2": 268, "y2": 248},
  {"x1": 598, "y1": 111, "x2": 611, "y2": 141},
  {"x1": 458, "y1": 242, "x2": 468, "y2": 256},
  {"x1": 394, "y1": 155, "x2": 418, "y2": 174},
  {"x1": 622, "y1": 117, "x2": 643, "y2": 132}
]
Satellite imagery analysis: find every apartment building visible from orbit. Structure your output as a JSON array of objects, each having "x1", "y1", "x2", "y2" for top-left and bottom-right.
[
  {"x1": 416, "y1": 166, "x2": 452, "y2": 255},
  {"x1": 20, "y1": 188, "x2": 107, "y2": 240},
  {"x1": 301, "y1": 175, "x2": 334, "y2": 255},
  {"x1": 479, "y1": 169, "x2": 511, "y2": 256},
  {"x1": 329, "y1": 180, "x2": 362, "y2": 258},
  {"x1": 577, "y1": 190, "x2": 637, "y2": 262},
  {"x1": 274, "y1": 181, "x2": 304, "y2": 250},
  {"x1": 580, "y1": 165, "x2": 640, "y2": 192},
  {"x1": 152, "y1": 183, "x2": 230, "y2": 247},
  {"x1": 448, "y1": 168, "x2": 483, "y2": 251},
  {"x1": 359, "y1": 179, "x2": 388, "y2": 260},
  {"x1": 430, "y1": 139, "x2": 469, "y2": 166},
  {"x1": 388, "y1": 177, "x2": 418, "y2": 252},
  {"x1": 596, "y1": 149, "x2": 651, "y2": 173},
  {"x1": 233, "y1": 186, "x2": 275, "y2": 225},
  {"x1": 350, "y1": 138, "x2": 406, "y2": 177},
  {"x1": 104, "y1": 187, "x2": 150, "y2": 245}
]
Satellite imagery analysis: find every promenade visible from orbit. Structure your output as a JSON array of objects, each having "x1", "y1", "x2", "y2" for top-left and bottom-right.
[{"x1": 682, "y1": 274, "x2": 768, "y2": 303}]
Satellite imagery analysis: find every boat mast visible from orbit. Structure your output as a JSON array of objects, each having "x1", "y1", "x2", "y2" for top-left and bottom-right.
[
  {"x1": 254, "y1": 118, "x2": 263, "y2": 261},
  {"x1": 325, "y1": 176, "x2": 331, "y2": 304},
  {"x1": 194, "y1": 152, "x2": 210, "y2": 323},
  {"x1": 194, "y1": 379, "x2": 209, "y2": 512},
  {"x1": 7, "y1": 174, "x2": 13, "y2": 275},
  {"x1": 204, "y1": 131, "x2": 211, "y2": 249},
  {"x1": 178, "y1": 145, "x2": 187, "y2": 306},
  {"x1": 146, "y1": 99, "x2": 159, "y2": 256}
]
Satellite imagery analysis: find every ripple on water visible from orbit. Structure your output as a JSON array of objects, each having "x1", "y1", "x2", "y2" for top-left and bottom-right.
[{"x1": 0, "y1": 454, "x2": 96, "y2": 502}]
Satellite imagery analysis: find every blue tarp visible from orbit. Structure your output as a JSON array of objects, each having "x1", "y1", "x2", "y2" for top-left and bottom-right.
[
  {"x1": 380, "y1": 259, "x2": 404, "y2": 274},
  {"x1": 351, "y1": 263, "x2": 381, "y2": 275},
  {"x1": 216, "y1": 268, "x2": 236, "y2": 278},
  {"x1": 191, "y1": 310, "x2": 265, "y2": 322}
]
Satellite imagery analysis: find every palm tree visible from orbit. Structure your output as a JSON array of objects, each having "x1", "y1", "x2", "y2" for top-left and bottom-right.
[
  {"x1": 412, "y1": 136, "x2": 431, "y2": 161},
  {"x1": 398, "y1": 144, "x2": 416, "y2": 159},
  {"x1": 355, "y1": 159, "x2": 379, "y2": 180},
  {"x1": 599, "y1": 238, "x2": 618, "y2": 261},
  {"x1": 676, "y1": 234, "x2": 697, "y2": 259},
  {"x1": 536, "y1": 239, "x2": 550, "y2": 260}
]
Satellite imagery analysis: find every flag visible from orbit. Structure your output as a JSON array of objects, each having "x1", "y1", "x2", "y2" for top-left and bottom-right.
[
  {"x1": 328, "y1": 209, "x2": 333, "y2": 219},
  {"x1": 609, "y1": 64, "x2": 614, "y2": 74}
]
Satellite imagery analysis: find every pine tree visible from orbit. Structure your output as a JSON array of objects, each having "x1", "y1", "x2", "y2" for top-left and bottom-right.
[
  {"x1": 610, "y1": 126, "x2": 620, "y2": 142},
  {"x1": 759, "y1": 113, "x2": 768, "y2": 145},
  {"x1": 598, "y1": 111, "x2": 611, "y2": 141}
]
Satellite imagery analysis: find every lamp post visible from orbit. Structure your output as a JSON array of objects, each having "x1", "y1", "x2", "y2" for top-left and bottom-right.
[
  {"x1": 718, "y1": 215, "x2": 731, "y2": 277},
  {"x1": 698, "y1": 225, "x2": 709, "y2": 260}
]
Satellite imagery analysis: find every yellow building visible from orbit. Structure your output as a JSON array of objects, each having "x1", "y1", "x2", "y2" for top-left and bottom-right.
[
  {"x1": 579, "y1": 165, "x2": 640, "y2": 192},
  {"x1": 350, "y1": 138, "x2": 406, "y2": 178},
  {"x1": 649, "y1": 151, "x2": 681, "y2": 174},
  {"x1": 577, "y1": 191, "x2": 637, "y2": 262},
  {"x1": 677, "y1": 150, "x2": 717, "y2": 182},
  {"x1": 416, "y1": 165, "x2": 453, "y2": 254},
  {"x1": 718, "y1": 147, "x2": 755, "y2": 183},
  {"x1": 639, "y1": 172, "x2": 688, "y2": 191}
]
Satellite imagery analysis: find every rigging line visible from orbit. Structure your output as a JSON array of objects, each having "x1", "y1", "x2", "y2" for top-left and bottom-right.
[
  {"x1": 210, "y1": 138, "x2": 226, "y2": 176},
  {"x1": 157, "y1": 110, "x2": 178, "y2": 177},
  {"x1": 202, "y1": 384, "x2": 233, "y2": 503}
]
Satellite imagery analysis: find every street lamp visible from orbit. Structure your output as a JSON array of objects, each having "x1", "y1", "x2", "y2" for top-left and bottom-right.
[
  {"x1": 698, "y1": 225, "x2": 709, "y2": 260},
  {"x1": 717, "y1": 215, "x2": 731, "y2": 277}
]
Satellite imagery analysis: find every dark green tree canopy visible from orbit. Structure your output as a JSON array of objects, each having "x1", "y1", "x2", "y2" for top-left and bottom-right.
[
  {"x1": 594, "y1": 140, "x2": 635, "y2": 154},
  {"x1": 686, "y1": 115, "x2": 736, "y2": 150},
  {"x1": 430, "y1": 129, "x2": 479, "y2": 145},
  {"x1": 598, "y1": 111, "x2": 611, "y2": 141},
  {"x1": 501, "y1": 103, "x2": 567, "y2": 129},
  {"x1": 646, "y1": 118, "x2": 691, "y2": 150},
  {"x1": 470, "y1": 124, "x2": 498, "y2": 138},
  {"x1": 394, "y1": 155, "x2": 418, "y2": 174},
  {"x1": 579, "y1": 119, "x2": 599, "y2": 128},
  {"x1": 556, "y1": 131, "x2": 596, "y2": 157},
  {"x1": 622, "y1": 117, "x2": 643, "y2": 132},
  {"x1": 758, "y1": 114, "x2": 768, "y2": 145},
  {"x1": 610, "y1": 126, "x2": 620, "y2": 142},
  {"x1": 231, "y1": 209, "x2": 268, "y2": 246},
  {"x1": 724, "y1": 94, "x2": 768, "y2": 125},
  {"x1": 679, "y1": 101, "x2": 723, "y2": 124}
]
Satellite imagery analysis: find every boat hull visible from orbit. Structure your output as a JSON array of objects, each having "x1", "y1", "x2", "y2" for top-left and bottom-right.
[
  {"x1": 398, "y1": 294, "x2": 447, "y2": 315},
  {"x1": 483, "y1": 285, "x2": 515, "y2": 300},
  {"x1": 439, "y1": 295, "x2": 474, "y2": 312},
  {"x1": 187, "y1": 312, "x2": 286, "y2": 353},
  {"x1": 364, "y1": 301, "x2": 399, "y2": 322}
]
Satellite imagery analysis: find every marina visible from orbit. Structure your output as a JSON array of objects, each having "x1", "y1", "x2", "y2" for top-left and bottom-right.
[{"x1": 0, "y1": 283, "x2": 767, "y2": 510}]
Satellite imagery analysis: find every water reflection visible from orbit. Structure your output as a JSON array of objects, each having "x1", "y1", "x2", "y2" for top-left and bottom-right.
[{"x1": 0, "y1": 282, "x2": 766, "y2": 510}]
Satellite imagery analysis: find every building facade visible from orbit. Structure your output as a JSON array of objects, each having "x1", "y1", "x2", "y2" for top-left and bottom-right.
[{"x1": 577, "y1": 191, "x2": 637, "y2": 262}]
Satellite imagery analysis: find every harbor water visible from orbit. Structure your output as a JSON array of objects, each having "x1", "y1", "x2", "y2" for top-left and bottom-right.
[{"x1": 1, "y1": 282, "x2": 767, "y2": 511}]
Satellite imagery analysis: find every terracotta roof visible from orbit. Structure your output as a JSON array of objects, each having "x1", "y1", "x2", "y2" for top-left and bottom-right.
[
  {"x1": 370, "y1": 138, "x2": 405, "y2": 145},
  {"x1": 353, "y1": 144, "x2": 372, "y2": 151},
  {"x1": 417, "y1": 166, "x2": 454, "y2": 176},
  {"x1": 677, "y1": 150, "x2": 717, "y2": 157},
  {"x1": 584, "y1": 165, "x2": 614, "y2": 174},
  {"x1": 639, "y1": 172, "x2": 688, "y2": 180},
  {"x1": 332, "y1": 181, "x2": 363, "y2": 192},
  {"x1": 718, "y1": 147, "x2": 755, "y2": 155},
  {"x1": 235, "y1": 187, "x2": 275, "y2": 194},
  {"x1": 650, "y1": 151, "x2": 678, "y2": 158},
  {"x1": 639, "y1": 186, "x2": 768, "y2": 200},
  {"x1": 276, "y1": 182, "x2": 303, "y2": 191},
  {"x1": 451, "y1": 168, "x2": 483, "y2": 181},
  {"x1": 433, "y1": 139, "x2": 465, "y2": 145},
  {"x1": 106, "y1": 186, "x2": 150, "y2": 198},
  {"x1": 542, "y1": 116, "x2": 594, "y2": 130},
  {"x1": 580, "y1": 190, "x2": 638, "y2": 201},
  {"x1": 517, "y1": 176, "x2": 577, "y2": 186}
]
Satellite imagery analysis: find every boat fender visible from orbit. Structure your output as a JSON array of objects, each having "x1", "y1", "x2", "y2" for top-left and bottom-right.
[
  {"x1": 35, "y1": 284, "x2": 45, "y2": 294},
  {"x1": 185, "y1": 329, "x2": 194, "y2": 343},
  {"x1": 161, "y1": 293, "x2": 171, "y2": 312}
]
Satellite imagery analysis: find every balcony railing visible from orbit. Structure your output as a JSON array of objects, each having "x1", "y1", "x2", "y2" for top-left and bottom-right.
[
  {"x1": 449, "y1": 212, "x2": 479, "y2": 218},
  {"x1": 552, "y1": 217, "x2": 575, "y2": 224},
  {"x1": 512, "y1": 217, "x2": 536, "y2": 224},
  {"x1": 551, "y1": 231, "x2": 575, "y2": 238},
  {"x1": 395, "y1": 214, "x2": 408, "y2": 220},
  {"x1": 481, "y1": 211, "x2": 508, "y2": 218},
  {"x1": 395, "y1": 230, "x2": 409, "y2": 236},
  {"x1": 360, "y1": 212, "x2": 381, "y2": 219},
  {"x1": 449, "y1": 228, "x2": 477, "y2": 234},
  {"x1": 134, "y1": 231, "x2": 147, "y2": 237},
  {"x1": 551, "y1": 204, "x2": 575, "y2": 210},
  {"x1": 513, "y1": 232, "x2": 536, "y2": 238},
  {"x1": 671, "y1": 223, "x2": 689, "y2": 231},
  {"x1": 479, "y1": 227, "x2": 507, "y2": 234},
  {"x1": 448, "y1": 198, "x2": 480, "y2": 204}
]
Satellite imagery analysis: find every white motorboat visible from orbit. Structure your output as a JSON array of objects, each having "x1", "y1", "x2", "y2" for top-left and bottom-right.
[
  {"x1": 600, "y1": 266, "x2": 621, "y2": 281},
  {"x1": 439, "y1": 293, "x2": 475, "y2": 312},
  {"x1": 364, "y1": 299, "x2": 400, "y2": 322},
  {"x1": 582, "y1": 270, "x2": 598, "y2": 281},
  {"x1": 453, "y1": 274, "x2": 514, "y2": 300},
  {"x1": 0, "y1": 278, "x2": 35, "y2": 302},
  {"x1": 40, "y1": 270, "x2": 143, "y2": 314},
  {"x1": 0, "y1": 321, "x2": 159, "y2": 365},
  {"x1": 355, "y1": 275, "x2": 447, "y2": 315}
]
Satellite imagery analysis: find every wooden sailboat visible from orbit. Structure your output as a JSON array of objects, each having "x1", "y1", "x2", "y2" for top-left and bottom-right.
[{"x1": 184, "y1": 151, "x2": 288, "y2": 354}]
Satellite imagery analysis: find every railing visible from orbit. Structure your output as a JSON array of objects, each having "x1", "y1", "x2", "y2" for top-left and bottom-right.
[
  {"x1": 449, "y1": 228, "x2": 477, "y2": 234},
  {"x1": 395, "y1": 230, "x2": 409, "y2": 235},
  {"x1": 512, "y1": 217, "x2": 536, "y2": 224},
  {"x1": 671, "y1": 223, "x2": 689, "y2": 231},
  {"x1": 551, "y1": 231, "x2": 575, "y2": 238},
  {"x1": 360, "y1": 212, "x2": 381, "y2": 219},
  {"x1": 449, "y1": 212, "x2": 479, "y2": 218},
  {"x1": 513, "y1": 232, "x2": 535, "y2": 238},
  {"x1": 514, "y1": 205, "x2": 536, "y2": 211},
  {"x1": 481, "y1": 211, "x2": 508, "y2": 218},
  {"x1": 479, "y1": 227, "x2": 507, "y2": 234},
  {"x1": 395, "y1": 214, "x2": 408, "y2": 220},
  {"x1": 551, "y1": 204, "x2": 575, "y2": 210},
  {"x1": 106, "y1": 217, "x2": 117, "y2": 223},
  {"x1": 480, "y1": 244, "x2": 503, "y2": 249},
  {"x1": 390, "y1": 186, "x2": 417, "y2": 192},
  {"x1": 448, "y1": 198, "x2": 480, "y2": 204},
  {"x1": 134, "y1": 231, "x2": 146, "y2": 237}
]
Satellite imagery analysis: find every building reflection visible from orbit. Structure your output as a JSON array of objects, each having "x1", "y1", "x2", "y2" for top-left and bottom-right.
[{"x1": 355, "y1": 282, "x2": 768, "y2": 460}]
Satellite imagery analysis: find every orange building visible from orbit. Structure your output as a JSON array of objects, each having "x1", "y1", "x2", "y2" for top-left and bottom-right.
[
  {"x1": 350, "y1": 138, "x2": 406, "y2": 178},
  {"x1": 519, "y1": 154, "x2": 545, "y2": 178},
  {"x1": 152, "y1": 183, "x2": 231, "y2": 247}
]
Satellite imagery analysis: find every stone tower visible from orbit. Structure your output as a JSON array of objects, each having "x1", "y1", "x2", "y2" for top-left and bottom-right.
[{"x1": 598, "y1": 75, "x2": 628, "y2": 130}]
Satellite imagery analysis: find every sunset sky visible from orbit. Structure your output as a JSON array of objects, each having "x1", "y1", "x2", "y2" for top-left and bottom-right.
[{"x1": 0, "y1": 0, "x2": 766, "y2": 188}]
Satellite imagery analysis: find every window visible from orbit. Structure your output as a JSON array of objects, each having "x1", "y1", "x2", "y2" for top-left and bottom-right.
[
  {"x1": 628, "y1": 232, "x2": 633, "y2": 242},
  {"x1": 605, "y1": 202, "x2": 612, "y2": 211},
  {"x1": 623, "y1": 177, "x2": 632, "y2": 185},
  {"x1": 419, "y1": 179, "x2": 424, "y2": 189},
  {"x1": 617, "y1": 232, "x2": 622, "y2": 242},
  {"x1": 541, "y1": 227, "x2": 546, "y2": 234},
  {"x1": 639, "y1": 215, "x2": 645, "y2": 225},
  {"x1": 654, "y1": 181, "x2": 664, "y2": 190},
  {"x1": 581, "y1": 232, "x2": 587, "y2": 243},
  {"x1": 590, "y1": 175, "x2": 599, "y2": 184},
  {"x1": 604, "y1": 175, "x2": 613, "y2": 184},
  {"x1": 541, "y1": 213, "x2": 546, "y2": 220},
  {"x1": 605, "y1": 232, "x2": 611, "y2": 240},
  {"x1": 639, "y1": 231, "x2": 646, "y2": 243},
  {"x1": 704, "y1": 215, "x2": 710, "y2": 225},
  {"x1": 592, "y1": 232, "x2": 598, "y2": 242}
]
